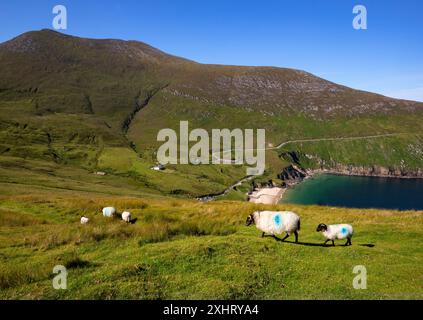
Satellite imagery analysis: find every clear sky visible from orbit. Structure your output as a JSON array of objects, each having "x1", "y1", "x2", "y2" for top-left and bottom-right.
[{"x1": 1, "y1": 0, "x2": 422, "y2": 101}]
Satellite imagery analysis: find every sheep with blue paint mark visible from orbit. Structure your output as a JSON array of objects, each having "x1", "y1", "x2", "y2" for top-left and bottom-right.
[
  {"x1": 246, "y1": 211, "x2": 301, "y2": 242},
  {"x1": 102, "y1": 207, "x2": 116, "y2": 218},
  {"x1": 316, "y1": 223, "x2": 353, "y2": 246}
]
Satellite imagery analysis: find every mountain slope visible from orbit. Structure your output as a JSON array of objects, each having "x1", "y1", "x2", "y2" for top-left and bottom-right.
[
  {"x1": 1, "y1": 29, "x2": 423, "y2": 197},
  {"x1": 1, "y1": 30, "x2": 422, "y2": 119}
]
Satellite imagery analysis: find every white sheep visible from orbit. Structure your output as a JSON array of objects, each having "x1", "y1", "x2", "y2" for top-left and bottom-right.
[
  {"x1": 246, "y1": 211, "x2": 301, "y2": 242},
  {"x1": 316, "y1": 223, "x2": 353, "y2": 246},
  {"x1": 80, "y1": 216, "x2": 89, "y2": 224},
  {"x1": 102, "y1": 206, "x2": 116, "y2": 218},
  {"x1": 121, "y1": 211, "x2": 132, "y2": 223}
]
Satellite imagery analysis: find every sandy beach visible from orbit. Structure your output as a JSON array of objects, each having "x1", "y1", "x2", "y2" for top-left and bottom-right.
[{"x1": 248, "y1": 187, "x2": 286, "y2": 205}]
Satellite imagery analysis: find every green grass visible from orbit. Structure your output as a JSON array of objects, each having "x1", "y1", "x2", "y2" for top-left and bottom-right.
[
  {"x1": 0, "y1": 191, "x2": 422, "y2": 299},
  {"x1": 279, "y1": 133, "x2": 423, "y2": 170},
  {"x1": 96, "y1": 147, "x2": 248, "y2": 196},
  {"x1": 2, "y1": 30, "x2": 423, "y2": 197},
  {"x1": 1, "y1": 30, "x2": 423, "y2": 300}
]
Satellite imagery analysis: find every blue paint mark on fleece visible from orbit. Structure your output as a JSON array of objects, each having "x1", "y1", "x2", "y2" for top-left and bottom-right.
[
  {"x1": 273, "y1": 213, "x2": 282, "y2": 227},
  {"x1": 341, "y1": 227, "x2": 348, "y2": 235}
]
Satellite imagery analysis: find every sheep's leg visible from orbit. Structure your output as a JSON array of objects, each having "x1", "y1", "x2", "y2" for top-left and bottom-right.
[
  {"x1": 281, "y1": 233, "x2": 290, "y2": 242},
  {"x1": 262, "y1": 232, "x2": 265, "y2": 238},
  {"x1": 332, "y1": 240, "x2": 335, "y2": 246},
  {"x1": 324, "y1": 239, "x2": 330, "y2": 246},
  {"x1": 346, "y1": 238, "x2": 352, "y2": 246},
  {"x1": 294, "y1": 231, "x2": 299, "y2": 243}
]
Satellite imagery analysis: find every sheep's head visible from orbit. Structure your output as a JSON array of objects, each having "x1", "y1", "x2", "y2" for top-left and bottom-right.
[
  {"x1": 316, "y1": 223, "x2": 327, "y2": 232},
  {"x1": 245, "y1": 213, "x2": 255, "y2": 226}
]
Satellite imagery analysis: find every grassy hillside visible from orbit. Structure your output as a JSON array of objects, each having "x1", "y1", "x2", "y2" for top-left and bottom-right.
[
  {"x1": 1, "y1": 29, "x2": 422, "y2": 301},
  {"x1": 0, "y1": 188, "x2": 422, "y2": 299},
  {"x1": 279, "y1": 133, "x2": 423, "y2": 171},
  {"x1": 1, "y1": 30, "x2": 423, "y2": 197}
]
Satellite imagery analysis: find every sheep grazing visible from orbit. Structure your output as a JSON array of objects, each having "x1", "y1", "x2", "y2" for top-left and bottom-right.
[
  {"x1": 80, "y1": 216, "x2": 89, "y2": 224},
  {"x1": 316, "y1": 223, "x2": 354, "y2": 246},
  {"x1": 102, "y1": 207, "x2": 116, "y2": 218},
  {"x1": 121, "y1": 211, "x2": 132, "y2": 223},
  {"x1": 246, "y1": 211, "x2": 301, "y2": 242}
]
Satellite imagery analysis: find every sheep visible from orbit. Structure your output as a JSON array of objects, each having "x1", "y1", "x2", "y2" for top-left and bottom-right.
[
  {"x1": 121, "y1": 211, "x2": 132, "y2": 223},
  {"x1": 316, "y1": 223, "x2": 353, "y2": 246},
  {"x1": 80, "y1": 216, "x2": 89, "y2": 224},
  {"x1": 246, "y1": 211, "x2": 301, "y2": 242},
  {"x1": 102, "y1": 206, "x2": 116, "y2": 218}
]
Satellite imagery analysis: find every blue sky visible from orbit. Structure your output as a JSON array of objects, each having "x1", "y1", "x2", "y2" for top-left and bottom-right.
[{"x1": 1, "y1": 0, "x2": 422, "y2": 101}]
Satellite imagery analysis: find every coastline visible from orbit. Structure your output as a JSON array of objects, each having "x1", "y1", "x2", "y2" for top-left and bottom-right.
[
  {"x1": 249, "y1": 166, "x2": 423, "y2": 205},
  {"x1": 307, "y1": 168, "x2": 423, "y2": 180},
  {"x1": 198, "y1": 165, "x2": 423, "y2": 204}
]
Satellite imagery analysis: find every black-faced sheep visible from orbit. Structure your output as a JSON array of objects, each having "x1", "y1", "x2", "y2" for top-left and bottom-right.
[
  {"x1": 316, "y1": 223, "x2": 353, "y2": 246},
  {"x1": 246, "y1": 211, "x2": 301, "y2": 242}
]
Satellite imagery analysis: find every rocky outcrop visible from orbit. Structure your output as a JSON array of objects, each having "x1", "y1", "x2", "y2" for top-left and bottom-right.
[
  {"x1": 280, "y1": 151, "x2": 302, "y2": 166},
  {"x1": 278, "y1": 165, "x2": 307, "y2": 183}
]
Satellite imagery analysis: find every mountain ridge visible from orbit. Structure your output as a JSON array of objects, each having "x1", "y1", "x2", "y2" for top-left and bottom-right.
[
  {"x1": 2, "y1": 29, "x2": 418, "y2": 105},
  {"x1": 1, "y1": 29, "x2": 422, "y2": 115},
  {"x1": 1, "y1": 29, "x2": 423, "y2": 197}
]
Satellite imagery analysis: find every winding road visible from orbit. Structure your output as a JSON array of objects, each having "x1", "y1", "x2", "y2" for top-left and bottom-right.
[
  {"x1": 211, "y1": 132, "x2": 405, "y2": 164},
  {"x1": 199, "y1": 132, "x2": 406, "y2": 201}
]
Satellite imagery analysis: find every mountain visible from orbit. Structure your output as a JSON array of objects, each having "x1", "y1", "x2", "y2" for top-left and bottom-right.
[
  {"x1": 1, "y1": 29, "x2": 423, "y2": 197},
  {"x1": 1, "y1": 30, "x2": 421, "y2": 119}
]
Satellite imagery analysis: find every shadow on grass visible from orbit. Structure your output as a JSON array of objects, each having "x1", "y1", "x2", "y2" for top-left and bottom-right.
[
  {"x1": 115, "y1": 214, "x2": 138, "y2": 224},
  {"x1": 358, "y1": 243, "x2": 376, "y2": 247},
  {"x1": 65, "y1": 257, "x2": 92, "y2": 269},
  {"x1": 263, "y1": 235, "x2": 375, "y2": 248},
  {"x1": 262, "y1": 235, "x2": 327, "y2": 247},
  {"x1": 280, "y1": 240, "x2": 328, "y2": 247}
]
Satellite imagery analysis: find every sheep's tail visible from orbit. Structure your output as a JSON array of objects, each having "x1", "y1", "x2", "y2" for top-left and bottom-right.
[{"x1": 297, "y1": 219, "x2": 301, "y2": 231}]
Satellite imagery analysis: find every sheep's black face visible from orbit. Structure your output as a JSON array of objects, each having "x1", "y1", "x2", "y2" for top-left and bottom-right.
[
  {"x1": 245, "y1": 215, "x2": 254, "y2": 226},
  {"x1": 316, "y1": 223, "x2": 327, "y2": 232}
]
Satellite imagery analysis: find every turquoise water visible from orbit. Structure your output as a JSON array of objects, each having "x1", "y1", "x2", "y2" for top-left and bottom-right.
[{"x1": 281, "y1": 174, "x2": 423, "y2": 210}]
